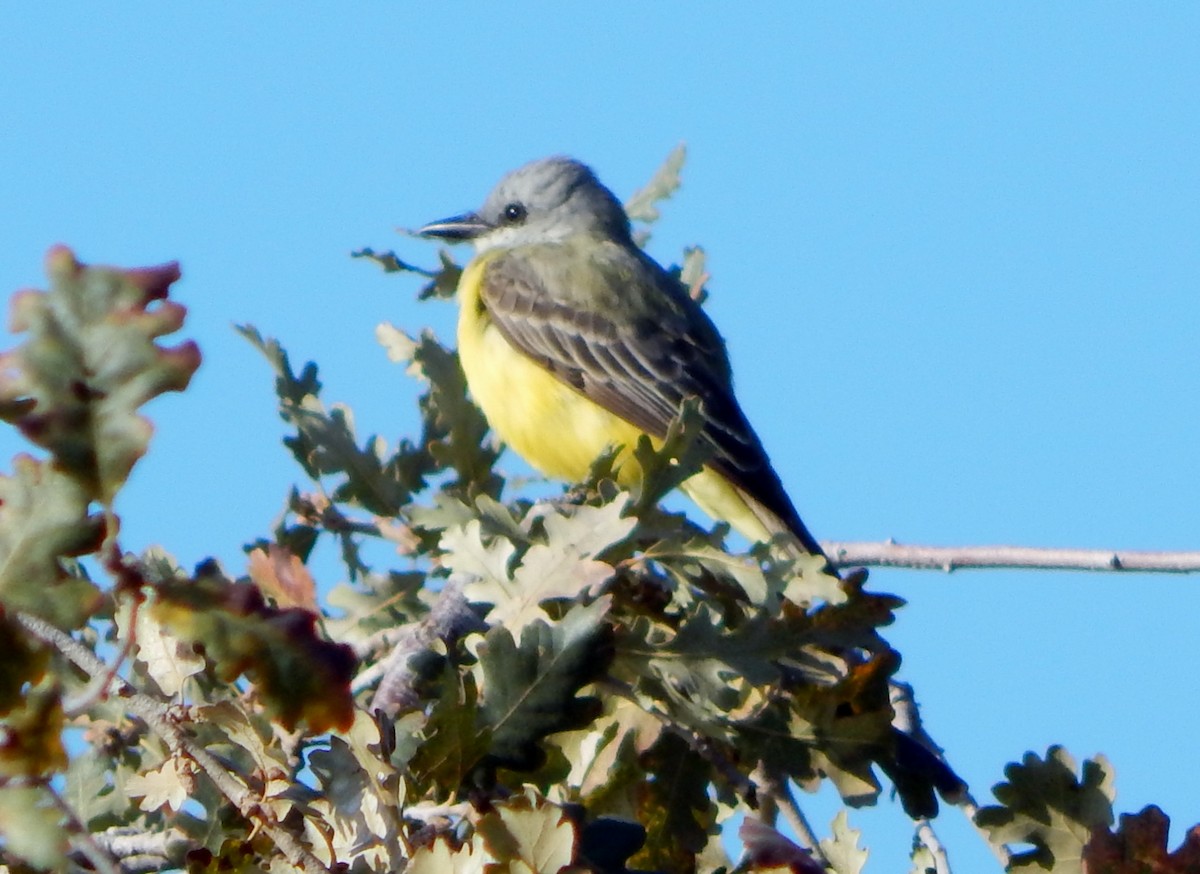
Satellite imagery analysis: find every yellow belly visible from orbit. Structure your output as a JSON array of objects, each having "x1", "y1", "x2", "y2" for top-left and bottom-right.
[
  {"x1": 457, "y1": 286, "x2": 640, "y2": 483},
  {"x1": 455, "y1": 254, "x2": 774, "y2": 545}
]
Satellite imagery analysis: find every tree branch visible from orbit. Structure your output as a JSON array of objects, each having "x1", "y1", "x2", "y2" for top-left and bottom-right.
[
  {"x1": 824, "y1": 541, "x2": 1200, "y2": 573},
  {"x1": 14, "y1": 612, "x2": 330, "y2": 874},
  {"x1": 914, "y1": 818, "x2": 952, "y2": 874},
  {"x1": 88, "y1": 826, "x2": 189, "y2": 874},
  {"x1": 47, "y1": 782, "x2": 120, "y2": 874},
  {"x1": 369, "y1": 576, "x2": 485, "y2": 715},
  {"x1": 771, "y1": 777, "x2": 828, "y2": 869}
]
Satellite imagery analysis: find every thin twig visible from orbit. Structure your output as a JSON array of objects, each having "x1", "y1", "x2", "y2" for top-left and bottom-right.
[
  {"x1": 46, "y1": 782, "x2": 120, "y2": 874},
  {"x1": 403, "y1": 801, "x2": 473, "y2": 825},
  {"x1": 825, "y1": 541, "x2": 1200, "y2": 573},
  {"x1": 64, "y1": 596, "x2": 142, "y2": 716},
  {"x1": 90, "y1": 826, "x2": 189, "y2": 874},
  {"x1": 15, "y1": 612, "x2": 330, "y2": 874},
  {"x1": 351, "y1": 623, "x2": 410, "y2": 661},
  {"x1": 959, "y1": 795, "x2": 1013, "y2": 869},
  {"x1": 771, "y1": 777, "x2": 829, "y2": 869},
  {"x1": 914, "y1": 818, "x2": 952, "y2": 874}
]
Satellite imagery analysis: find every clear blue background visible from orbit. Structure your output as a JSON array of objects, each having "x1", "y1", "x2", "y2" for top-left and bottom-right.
[{"x1": 2, "y1": 5, "x2": 1197, "y2": 870}]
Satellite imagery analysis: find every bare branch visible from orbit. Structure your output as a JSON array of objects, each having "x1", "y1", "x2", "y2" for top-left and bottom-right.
[
  {"x1": 369, "y1": 575, "x2": 484, "y2": 715},
  {"x1": 47, "y1": 783, "x2": 120, "y2": 874},
  {"x1": 914, "y1": 818, "x2": 952, "y2": 874},
  {"x1": 84, "y1": 826, "x2": 189, "y2": 874},
  {"x1": 771, "y1": 778, "x2": 828, "y2": 869},
  {"x1": 64, "y1": 595, "x2": 142, "y2": 717},
  {"x1": 825, "y1": 541, "x2": 1200, "y2": 573},
  {"x1": 959, "y1": 796, "x2": 1013, "y2": 869}
]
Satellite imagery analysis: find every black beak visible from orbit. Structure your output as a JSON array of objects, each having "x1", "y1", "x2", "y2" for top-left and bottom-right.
[{"x1": 417, "y1": 212, "x2": 492, "y2": 242}]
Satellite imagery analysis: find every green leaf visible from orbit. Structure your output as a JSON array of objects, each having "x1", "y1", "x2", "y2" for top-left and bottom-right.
[
  {"x1": 0, "y1": 613, "x2": 48, "y2": 714},
  {"x1": 62, "y1": 747, "x2": 125, "y2": 829},
  {"x1": 0, "y1": 247, "x2": 199, "y2": 505},
  {"x1": 405, "y1": 491, "x2": 479, "y2": 534},
  {"x1": 788, "y1": 652, "x2": 900, "y2": 807},
  {"x1": 324, "y1": 568, "x2": 427, "y2": 645},
  {"x1": 239, "y1": 324, "x2": 420, "y2": 516},
  {"x1": 675, "y1": 245, "x2": 710, "y2": 304},
  {"x1": 551, "y1": 695, "x2": 662, "y2": 805},
  {"x1": 647, "y1": 537, "x2": 773, "y2": 606},
  {"x1": 307, "y1": 733, "x2": 404, "y2": 869},
  {"x1": 775, "y1": 549, "x2": 849, "y2": 608},
  {"x1": 378, "y1": 325, "x2": 500, "y2": 497},
  {"x1": 624, "y1": 143, "x2": 687, "y2": 226},
  {"x1": 0, "y1": 785, "x2": 68, "y2": 870},
  {"x1": 407, "y1": 667, "x2": 491, "y2": 791},
  {"x1": 477, "y1": 598, "x2": 614, "y2": 771},
  {"x1": 475, "y1": 788, "x2": 578, "y2": 873},
  {"x1": 458, "y1": 501, "x2": 634, "y2": 634},
  {"x1": 405, "y1": 838, "x2": 482, "y2": 874},
  {"x1": 0, "y1": 676, "x2": 67, "y2": 778},
  {"x1": 416, "y1": 250, "x2": 465, "y2": 302},
  {"x1": 194, "y1": 700, "x2": 292, "y2": 806},
  {"x1": 615, "y1": 608, "x2": 775, "y2": 729},
  {"x1": 126, "y1": 756, "x2": 193, "y2": 813},
  {"x1": 442, "y1": 518, "x2": 518, "y2": 583},
  {"x1": 350, "y1": 247, "x2": 436, "y2": 277},
  {"x1": 629, "y1": 397, "x2": 710, "y2": 515},
  {"x1": 633, "y1": 730, "x2": 714, "y2": 874},
  {"x1": 481, "y1": 542, "x2": 614, "y2": 635},
  {"x1": 118, "y1": 597, "x2": 206, "y2": 696},
  {"x1": 354, "y1": 246, "x2": 463, "y2": 301},
  {"x1": 820, "y1": 810, "x2": 868, "y2": 874},
  {"x1": 0, "y1": 455, "x2": 104, "y2": 627},
  {"x1": 976, "y1": 746, "x2": 1115, "y2": 871},
  {"x1": 536, "y1": 498, "x2": 637, "y2": 561}
]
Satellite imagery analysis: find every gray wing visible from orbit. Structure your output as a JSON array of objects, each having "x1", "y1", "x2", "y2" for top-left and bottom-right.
[{"x1": 479, "y1": 244, "x2": 824, "y2": 557}]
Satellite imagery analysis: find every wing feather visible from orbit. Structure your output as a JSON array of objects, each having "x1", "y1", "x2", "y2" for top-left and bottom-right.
[{"x1": 479, "y1": 242, "x2": 824, "y2": 557}]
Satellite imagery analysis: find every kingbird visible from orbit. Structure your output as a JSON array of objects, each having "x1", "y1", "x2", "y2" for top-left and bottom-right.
[{"x1": 419, "y1": 157, "x2": 826, "y2": 563}]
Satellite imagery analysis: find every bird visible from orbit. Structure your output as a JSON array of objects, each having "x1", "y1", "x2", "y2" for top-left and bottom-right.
[
  {"x1": 414, "y1": 159, "x2": 970, "y2": 816},
  {"x1": 418, "y1": 156, "x2": 827, "y2": 566}
]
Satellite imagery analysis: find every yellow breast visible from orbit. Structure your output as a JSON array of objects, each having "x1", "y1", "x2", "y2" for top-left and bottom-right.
[
  {"x1": 454, "y1": 252, "x2": 774, "y2": 546},
  {"x1": 455, "y1": 254, "x2": 645, "y2": 484}
]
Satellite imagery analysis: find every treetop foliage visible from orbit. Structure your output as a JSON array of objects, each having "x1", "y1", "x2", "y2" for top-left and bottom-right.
[{"x1": 0, "y1": 155, "x2": 1195, "y2": 873}]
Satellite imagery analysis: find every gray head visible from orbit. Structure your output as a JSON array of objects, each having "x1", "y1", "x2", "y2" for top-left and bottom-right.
[{"x1": 419, "y1": 157, "x2": 632, "y2": 251}]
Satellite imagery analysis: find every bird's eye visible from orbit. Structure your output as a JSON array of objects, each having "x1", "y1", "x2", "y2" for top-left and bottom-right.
[{"x1": 502, "y1": 202, "x2": 527, "y2": 224}]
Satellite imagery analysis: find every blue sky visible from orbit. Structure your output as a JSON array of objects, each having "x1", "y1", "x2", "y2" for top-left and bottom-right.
[{"x1": 2, "y1": 5, "x2": 1198, "y2": 869}]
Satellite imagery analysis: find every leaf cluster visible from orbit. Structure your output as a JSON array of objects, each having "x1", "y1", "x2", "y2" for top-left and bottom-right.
[{"x1": 0, "y1": 250, "x2": 357, "y2": 871}]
